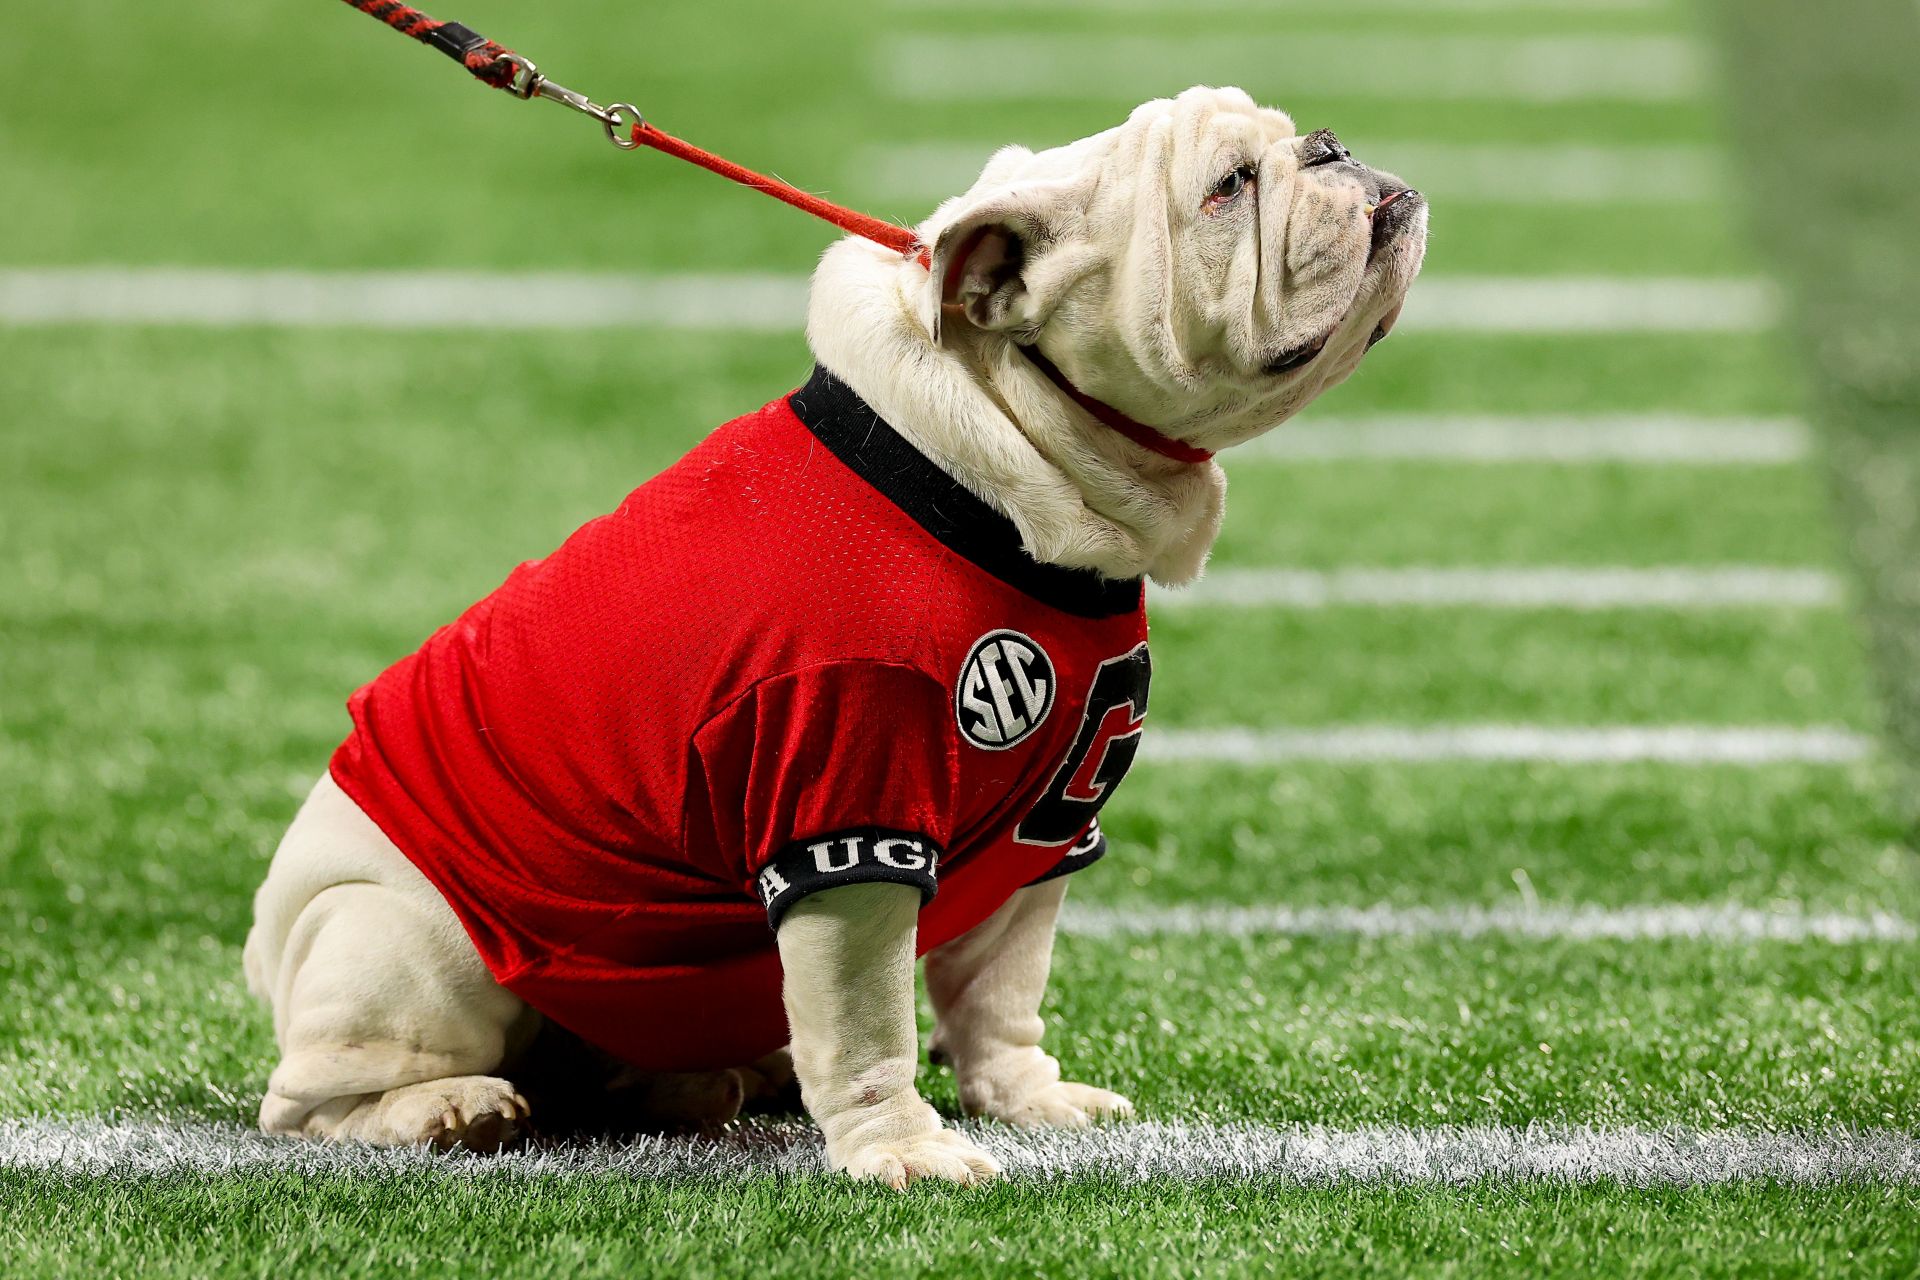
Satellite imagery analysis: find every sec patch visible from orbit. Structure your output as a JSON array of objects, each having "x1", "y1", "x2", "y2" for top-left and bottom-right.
[{"x1": 956, "y1": 629, "x2": 1055, "y2": 750}]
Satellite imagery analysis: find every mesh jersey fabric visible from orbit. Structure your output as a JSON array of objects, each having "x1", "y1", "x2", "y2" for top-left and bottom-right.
[{"x1": 329, "y1": 366, "x2": 1152, "y2": 1070}]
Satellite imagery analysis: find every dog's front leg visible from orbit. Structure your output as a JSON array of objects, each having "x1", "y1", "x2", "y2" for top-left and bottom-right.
[
  {"x1": 777, "y1": 881, "x2": 1001, "y2": 1187},
  {"x1": 925, "y1": 879, "x2": 1134, "y2": 1128}
]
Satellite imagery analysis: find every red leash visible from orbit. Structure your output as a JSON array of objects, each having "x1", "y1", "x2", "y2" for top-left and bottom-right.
[
  {"x1": 627, "y1": 124, "x2": 929, "y2": 269},
  {"x1": 335, "y1": 0, "x2": 1209, "y2": 464}
]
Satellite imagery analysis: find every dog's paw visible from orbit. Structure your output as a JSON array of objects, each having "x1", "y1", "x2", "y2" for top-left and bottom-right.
[
  {"x1": 837, "y1": 1128, "x2": 1002, "y2": 1189},
  {"x1": 377, "y1": 1076, "x2": 530, "y2": 1153},
  {"x1": 993, "y1": 1081, "x2": 1134, "y2": 1130}
]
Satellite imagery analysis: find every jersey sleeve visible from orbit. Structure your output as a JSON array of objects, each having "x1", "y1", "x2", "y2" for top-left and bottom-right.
[
  {"x1": 691, "y1": 661, "x2": 961, "y2": 930},
  {"x1": 1023, "y1": 817, "x2": 1109, "y2": 886}
]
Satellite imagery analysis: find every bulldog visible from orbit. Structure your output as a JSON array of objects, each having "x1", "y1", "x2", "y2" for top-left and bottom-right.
[{"x1": 243, "y1": 85, "x2": 1425, "y2": 1186}]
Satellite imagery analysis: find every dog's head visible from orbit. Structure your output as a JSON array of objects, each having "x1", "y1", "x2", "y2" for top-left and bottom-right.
[{"x1": 921, "y1": 85, "x2": 1427, "y2": 452}]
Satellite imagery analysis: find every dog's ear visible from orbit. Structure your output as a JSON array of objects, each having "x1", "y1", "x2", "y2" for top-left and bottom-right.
[
  {"x1": 933, "y1": 212, "x2": 1036, "y2": 336},
  {"x1": 923, "y1": 176, "x2": 1085, "y2": 344}
]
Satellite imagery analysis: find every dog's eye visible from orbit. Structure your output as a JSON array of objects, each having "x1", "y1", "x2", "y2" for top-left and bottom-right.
[
  {"x1": 1299, "y1": 129, "x2": 1351, "y2": 170},
  {"x1": 1206, "y1": 165, "x2": 1255, "y2": 210}
]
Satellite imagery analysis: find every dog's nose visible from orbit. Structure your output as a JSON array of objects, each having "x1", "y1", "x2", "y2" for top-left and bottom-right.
[{"x1": 1367, "y1": 182, "x2": 1423, "y2": 256}]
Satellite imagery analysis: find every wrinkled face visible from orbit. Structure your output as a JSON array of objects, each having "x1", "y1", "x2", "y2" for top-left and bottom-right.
[{"x1": 927, "y1": 86, "x2": 1427, "y2": 451}]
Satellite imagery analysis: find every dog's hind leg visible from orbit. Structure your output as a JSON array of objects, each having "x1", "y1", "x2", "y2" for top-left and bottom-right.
[{"x1": 247, "y1": 776, "x2": 536, "y2": 1150}]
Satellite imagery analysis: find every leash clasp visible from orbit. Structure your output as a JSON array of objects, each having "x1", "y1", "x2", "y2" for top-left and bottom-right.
[{"x1": 500, "y1": 54, "x2": 643, "y2": 150}]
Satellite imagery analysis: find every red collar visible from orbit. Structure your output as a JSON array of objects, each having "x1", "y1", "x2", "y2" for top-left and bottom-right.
[{"x1": 1017, "y1": 346, "x2": 1215, "y2": 465}]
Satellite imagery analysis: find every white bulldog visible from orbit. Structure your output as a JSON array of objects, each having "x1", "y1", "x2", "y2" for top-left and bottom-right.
[{"x1": 244, "y1": 85, "x2": 1425, "y2": 1186}]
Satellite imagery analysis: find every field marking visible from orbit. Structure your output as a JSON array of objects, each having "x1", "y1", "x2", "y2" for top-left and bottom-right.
[
  {"x1": 1401, "y1": 278, "x2": 1778, "y2": 333},
  {"x1": 1153, "y1": 566, "x2": 1842, "y2": 610},
  {"x1": 0, "y1": 269, "x2": 812, "y2": 332},
  {"x1": 0, "y1": 269, "x2": 1777, "y2": 334},
  {"x1": 875, "y1": 35, "x2": 1704, "y2": 104},
  {"x1": 4, "y1": 1118, "x2": 1914, "y2": 1185},
  {"x1": 1142, "y1": 725, "x2": 1874, "y2": 765},
  {"x1": 1059, "y1": 901, "x2": 1917, "y2": 945},
  {"x1": 855, "y1": 141, "x2": 1723, "y2": 207},
  {"x1": 1239, "y1": 414, "x2": 1810, "y2": 464}
]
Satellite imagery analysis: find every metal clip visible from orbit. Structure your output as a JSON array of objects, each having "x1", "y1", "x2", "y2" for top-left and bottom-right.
[
  {"x1": 500, "y1": 54, "x2": 643, "y2": 149},
  {"x1": 499, "y1": 52, "x2": 542, "y2": 100}
]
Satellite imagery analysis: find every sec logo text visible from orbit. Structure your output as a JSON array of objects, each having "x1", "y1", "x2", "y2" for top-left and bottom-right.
[{"x1": 956, "y1": 630, "x2": 1055, "y2": 750}]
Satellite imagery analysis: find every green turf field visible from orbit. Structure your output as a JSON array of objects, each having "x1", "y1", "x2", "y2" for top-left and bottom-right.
[{"x1": 4, "y1": 0, "x2": 1919, "y2": 1275}]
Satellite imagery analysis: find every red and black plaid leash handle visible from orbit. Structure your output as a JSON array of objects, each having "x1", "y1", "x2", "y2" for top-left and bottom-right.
[
  {"x1": 340, "y1": 0, "x2": 526, "y2": 92},
  {"x1": 335, "y1": 0, "x2": 930, "y2": 266}
]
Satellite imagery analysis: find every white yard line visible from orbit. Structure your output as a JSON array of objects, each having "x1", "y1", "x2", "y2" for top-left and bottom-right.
[
  {"x1": 1059, "y1": 900, "x2": 1918, "y2": 944},
  {"x1": 1239, "y1": 414, "x2": 1810, "y2": 464},
  {"x1": 1152, "y1": 566, "x2": 1842, "y2": 610},
  {"x1": 0, "y1": 269, "x2": 812, "y2": 332},
  {"x1": 855, "y1": 141, "x2": 1723, "y2": 207},
  {"x1": 875, "y1": 35, "x2": 1704, "y2": 104},
  {"x1": 1142, "y1": 725, "x2": 1874, "y2": 765},
  {"x1": 3, "y1": 1117, "x2": 1914, "y2": 1185},
  {"x1": 1364, "y1": 141, "x2": 1722, "y2": 203},
  {"x1": 0, "y1": 269, "x2": 1776, "y2": 334},
  {"x1": 1400, "y1": 278, "x2": 1779, "y2": 333}
]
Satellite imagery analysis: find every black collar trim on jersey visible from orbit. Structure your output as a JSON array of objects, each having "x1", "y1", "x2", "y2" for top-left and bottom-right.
[{"x1": 789, "y1": 366, "x2": 1144, "y2": 620}]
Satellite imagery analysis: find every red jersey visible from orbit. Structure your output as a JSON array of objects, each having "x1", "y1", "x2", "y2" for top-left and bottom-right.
[{"x1": 330, "y1": 367, "x2": 1151, "y2": 1071}]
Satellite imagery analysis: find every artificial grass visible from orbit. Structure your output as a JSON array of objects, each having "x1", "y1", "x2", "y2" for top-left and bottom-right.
[
  {"x1": 1097, "y1": 761, "x2": 1920, "y2": 916},
  {"x1": 4, "y1": 1172, "x2": 1916, "y2": 1280},
  {"x1": 1149, "y1": 607, "x2": 1875, "y2": 727},
  {"x1": 1045, "y1": 931, "x2": 1920, "y2": 1129},
  {"x1": 1212, "y1": 461, "x2": 1835, "y2": 568},
  {"x1": 1317, "y1": 332, "x2": 1800, "y2": 416}
]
